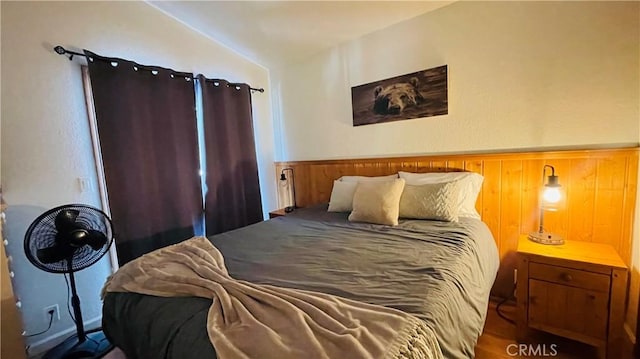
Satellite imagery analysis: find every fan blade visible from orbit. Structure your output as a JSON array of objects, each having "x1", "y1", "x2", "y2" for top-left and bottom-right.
[
  {"x1": 36, "y1": 244, "x2": 75, "y2": 264},
  {"x1": 85, "y1": 230, "x2": 108, "y2": 250},
  {"x1": 55, "y1": 209, "x2": 81, "y2": 233}
]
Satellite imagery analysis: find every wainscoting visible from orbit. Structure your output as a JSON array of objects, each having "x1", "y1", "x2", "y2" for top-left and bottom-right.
[{"x1": 275, "y1": 147, "x2": 639, "y2": 298}]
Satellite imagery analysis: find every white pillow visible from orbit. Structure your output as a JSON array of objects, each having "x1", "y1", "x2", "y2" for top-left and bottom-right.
[
  {"x1": 348, "y1": 179, "x2": 406, "y2": 226},
  {"x1": 340, "y1": 174, "x2": 398, "y2": 182},
  {"x1": 327, "y1": 180, "x2": 358, "y2": 212},
  {"x1": 399, "y1": 182, "x2": 461, "y2": 222},
  {"x1": 398, "y1": 171, "x2": 484, "y2": 219}
]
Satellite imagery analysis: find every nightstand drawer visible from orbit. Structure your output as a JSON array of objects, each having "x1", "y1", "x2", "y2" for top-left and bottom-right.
[
  {"x1": 529, "y1": 279, "x2": 608, "y2": 343},
  {"x1": 529, "y1": 262, "x2": 610, "y2": 292}
]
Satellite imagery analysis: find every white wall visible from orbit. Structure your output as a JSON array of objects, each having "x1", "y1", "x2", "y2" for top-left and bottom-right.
[
  {"x1": 274, "y1": 1, "x2": 639, "y2": 161},
  {"x1": 1, "y1": 1, "x2": 275, "y2": 355}
]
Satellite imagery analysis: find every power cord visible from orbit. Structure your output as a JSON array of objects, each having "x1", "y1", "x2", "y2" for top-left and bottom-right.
[
  {"x1": 24, "y1": 310, "x2": 54, "y2": 337},
  {"x1": 63, "y1": 273, "x2": 76, "y2": 324},
  {"x1": 496, "y1": 285, "x2": 516, "y2": 325}
]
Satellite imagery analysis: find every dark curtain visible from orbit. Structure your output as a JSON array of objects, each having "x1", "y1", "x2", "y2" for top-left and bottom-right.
[
  {"x1": 86, "y1": 51, "x2": 202, "y2": 265},
  {"x1": 199, "y1": 76, "x2": 263, "y2": 235}
]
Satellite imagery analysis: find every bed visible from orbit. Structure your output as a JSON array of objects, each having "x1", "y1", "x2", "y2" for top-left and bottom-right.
[{"x1": 102, "y1": 204, "x2": 499, "y2": 359}]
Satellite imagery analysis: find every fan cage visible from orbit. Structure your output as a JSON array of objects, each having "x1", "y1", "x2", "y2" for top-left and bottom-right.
[{"x1": 24, "y1": 204, "x2": 113, "y2": 273}]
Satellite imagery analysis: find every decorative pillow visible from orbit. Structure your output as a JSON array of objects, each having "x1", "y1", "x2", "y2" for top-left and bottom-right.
[
  {"x1": 398, "y1": 171, "x2": 484, "y2": 219},
  {"x1": 399, "y1": 182, "x2": 461, "y2": 221},
  {"x1": 340, "y1": 174, "x2": 398, "y2": 182},
  {"x1": 327, "y1": 180, "x2": 358, "y2": 212},
  {"x1": 348, "y1": 179, "x2": 405, "y2": 226}
]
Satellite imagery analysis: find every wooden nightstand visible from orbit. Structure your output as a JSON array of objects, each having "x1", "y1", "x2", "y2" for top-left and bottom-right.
[
  {"x1": 516, "y1": 235, "x2": 627, "y2": 358},
  {"x1": 268, "y1": 208, "x2": 289, "y2": 219}
]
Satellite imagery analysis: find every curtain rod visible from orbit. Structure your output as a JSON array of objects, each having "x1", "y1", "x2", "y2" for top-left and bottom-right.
[{"x1": 54, "y1": 46, "x2": 265, "y2": 93}]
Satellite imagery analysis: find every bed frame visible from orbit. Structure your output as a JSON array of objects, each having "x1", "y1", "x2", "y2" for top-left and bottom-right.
[{"x1": 275, "y1": 146, "x2": 639, "y2": 298}]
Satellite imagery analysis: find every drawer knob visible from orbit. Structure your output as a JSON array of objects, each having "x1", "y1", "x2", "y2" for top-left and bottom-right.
[{"x1": 561, "y1": 273, "x2": 573, "y2": 282}]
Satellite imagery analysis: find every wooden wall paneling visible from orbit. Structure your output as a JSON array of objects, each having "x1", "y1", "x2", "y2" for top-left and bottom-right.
[
  {"x1": 309, "y1": 165, "x2": 333, "y2": 205},
  {"x1": 352, "y1": 162, "x2": 379, "y2": 176},
  {"x1": 431, "y1": 161, "x2": 447, "y2": 172},
  {"x1": 521, "y1": 159, "x2": 544, "y2": 235},
  {"x1": 482, "y1": 159, "x2": 505, "y2": 300},
  {"x1": 622, "y1": 153, "x2": 638, "y2": 349},
  {"x1": 496, "y1": 160, "x2": 524, "y2": 296},
  {"x1": 388, "y1": 161, "x2": 417, "y2": 174},
  {"x1": 333, "y1": 163, "x2": 357, "y2": 179},
  {"x1": 388, "y1": 162, "x2": 417, "y2": 173},
  {"x1": 620, "y1": 154, "x2": 638, "y2": 266},
  {"x1": 593, "y1": 157, "x2": 627, "y2": 255},
  {"x1": 481, "y1": 160, "x2": 502, "y2": 251},
  {"x1": 290, "y1": 164, "x2": 311, "y2": 208},
  {"x1": 416, "y1": 160, "x2": 431, "y2": 173},
  {"x1": 567, "y1": 158, "x2": 597, "y2": 242},
  {"x1": 499, "y1": 162, "x2": 524, "y2": 252},
  {"x1": 447, "y1": 160, "x2": 465, "y2": 172}
]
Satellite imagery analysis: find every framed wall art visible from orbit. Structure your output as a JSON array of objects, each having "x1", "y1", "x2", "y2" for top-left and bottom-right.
[{"x1": 351, "y1": 65, "x2": 448, "y2": 126}]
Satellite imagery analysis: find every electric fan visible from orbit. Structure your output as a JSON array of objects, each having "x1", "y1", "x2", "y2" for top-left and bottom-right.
[{"x1": 24, "y1": 204, "x2": 114, "y2": 359}]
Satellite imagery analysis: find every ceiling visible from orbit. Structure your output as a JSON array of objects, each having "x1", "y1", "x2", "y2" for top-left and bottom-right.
[{"x1": 148, "y1": 1, "x2": 454, "y2": 70}]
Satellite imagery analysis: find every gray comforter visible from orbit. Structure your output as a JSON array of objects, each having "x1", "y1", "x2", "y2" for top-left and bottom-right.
[{"x1": 102, "y1": 206, "x2": 499, "y2": 359}]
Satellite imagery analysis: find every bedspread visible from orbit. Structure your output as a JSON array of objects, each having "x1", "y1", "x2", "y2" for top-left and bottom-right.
[
  {"x1": 103, "y1": 236, "x2": 442, "y2": 359},
  {"x1": 102, "y1": 206, "x2": 499, "y2": 358}
]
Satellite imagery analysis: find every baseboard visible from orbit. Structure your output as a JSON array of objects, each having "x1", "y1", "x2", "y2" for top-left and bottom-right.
[{"x1": 27, "y1": 316, "x2": 102, "y2": 358}]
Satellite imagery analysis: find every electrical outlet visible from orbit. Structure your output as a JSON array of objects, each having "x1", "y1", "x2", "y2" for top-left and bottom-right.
[
  {"x1": 43, "y1": 304, "x2": 60, "y2": 324},
  {"x1": 77, "y1": 177, "x2": 92, "y2": 193}
]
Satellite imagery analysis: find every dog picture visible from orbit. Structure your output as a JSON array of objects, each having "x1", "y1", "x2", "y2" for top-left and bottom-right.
[{"x1": 351, "y1": 65, "x2": 447, "y2": 126}]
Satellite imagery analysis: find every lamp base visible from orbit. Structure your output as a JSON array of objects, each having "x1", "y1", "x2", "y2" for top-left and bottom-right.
[{"x1": 528, "y1": 231, "x2": 564, "y2": 245}]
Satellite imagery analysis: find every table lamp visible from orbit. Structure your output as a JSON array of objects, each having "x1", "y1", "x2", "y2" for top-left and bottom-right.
[
  {"x1": 528, "y1": 165, "x2": 564, "y2": 245},
  {"x1": 280, "y1": 168, "x2": 297, "y2": 213}
]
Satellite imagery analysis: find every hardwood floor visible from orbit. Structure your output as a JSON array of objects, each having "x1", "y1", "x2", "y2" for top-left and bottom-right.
[{"x1": 102, "y1": 299, "x2": 635, "y2": 359}]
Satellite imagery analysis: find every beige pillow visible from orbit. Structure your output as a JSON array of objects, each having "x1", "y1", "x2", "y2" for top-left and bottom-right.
[
  {"x1": 327, "y1": 180, "x2": 358, "y2": 212},
  {"x1": 399, "y1": 182, "x2": 461, "y2": 221},
  {"x1": 348, "y1": 179, "x2": 405, "y2": 226},
  {"x1": 398, "y1": 171, "x2": 483, "y2": 219},
  {"x1": 340, "y1": 174, "x2": 398, "y2": 182}
]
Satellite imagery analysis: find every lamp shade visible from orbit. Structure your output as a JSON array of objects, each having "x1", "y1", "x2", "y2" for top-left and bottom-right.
[
  {"x1": 529, "y1": 165, "x2": 564, "y2": 245},
  {"x1": 541, "y1": 170, "x2": 562, "y2": 210},
  {"x1": 542, "y1": 187, "x2": 562, "y2": 206}
]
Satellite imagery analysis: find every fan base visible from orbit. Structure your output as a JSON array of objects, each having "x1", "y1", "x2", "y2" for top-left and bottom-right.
[{"x1": 43, "y1": 331, "x2": 113, "y2": 359}]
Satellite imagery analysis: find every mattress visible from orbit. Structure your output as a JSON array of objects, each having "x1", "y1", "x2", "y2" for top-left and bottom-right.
[{"x1": 102, "y1": 205, "x2": 499, "y2": 358}]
